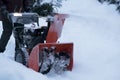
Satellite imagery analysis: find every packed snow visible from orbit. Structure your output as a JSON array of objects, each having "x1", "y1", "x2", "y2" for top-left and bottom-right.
[{"x1": 0, "y1": 0, "x2": 120, "y2": 80}]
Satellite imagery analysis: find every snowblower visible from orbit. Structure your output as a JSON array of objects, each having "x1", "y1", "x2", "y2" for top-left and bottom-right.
[{"x1": 8, "y1": 1, "x2": 73, "y2": 74}]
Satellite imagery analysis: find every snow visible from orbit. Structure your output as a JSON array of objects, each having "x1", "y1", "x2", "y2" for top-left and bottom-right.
[{"x1": 0, "y1": 0, "x2": 120, "y2": 80}]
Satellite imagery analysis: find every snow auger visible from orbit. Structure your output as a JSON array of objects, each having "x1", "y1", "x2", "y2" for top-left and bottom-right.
[{"x1": 8, "y1": 2, "x2": 73, "y2": 74}]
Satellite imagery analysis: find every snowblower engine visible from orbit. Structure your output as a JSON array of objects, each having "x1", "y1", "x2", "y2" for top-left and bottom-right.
[{"x1": 9, "y1": 13, "x2": 49, "y2": 65}]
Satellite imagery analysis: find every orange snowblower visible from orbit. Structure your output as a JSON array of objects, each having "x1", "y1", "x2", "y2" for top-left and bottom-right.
[
  {"x1": 9, "y1": 12, "x2": 73, "y2": 74},
  {"x1": 8, "y1": 0, "x2": 73, "y2": 74},
  {"x1": 28, "y1": 14, "x2": 73, "y2": 74}
]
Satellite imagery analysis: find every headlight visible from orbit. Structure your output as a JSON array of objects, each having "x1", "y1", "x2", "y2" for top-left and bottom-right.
[{"x1": 13, "y1": 13, "x2": 22, "y2": 16}]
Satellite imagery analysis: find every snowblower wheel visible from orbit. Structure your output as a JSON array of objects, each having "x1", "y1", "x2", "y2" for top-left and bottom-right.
[{"x1": 15, "y1": 49, "x2": 27, "y2": 65}]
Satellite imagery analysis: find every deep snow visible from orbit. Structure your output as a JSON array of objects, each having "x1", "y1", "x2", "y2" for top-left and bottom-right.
[{"x1": 0, "y1": 0, "x2": 120, "y2": 80}]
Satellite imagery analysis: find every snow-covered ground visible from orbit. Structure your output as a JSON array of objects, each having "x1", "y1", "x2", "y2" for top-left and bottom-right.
[{"x1": 0, "y1": 0, "x2": 120, "y2": 80}]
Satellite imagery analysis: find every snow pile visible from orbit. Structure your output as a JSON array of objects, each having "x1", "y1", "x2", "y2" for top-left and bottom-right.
[{"x1": 0, "y1": 54, "x2": 48, "y2": 80}]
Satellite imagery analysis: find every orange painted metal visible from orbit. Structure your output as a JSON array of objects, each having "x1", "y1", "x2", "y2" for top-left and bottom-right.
[
  {"x1": 46, "y1": 14, "x2": 69, "y2": 43},
  {"x1": 28, "y1": 43, "x2": 73, "y2": 72},
  {"x1": 28, "y1": 45, "x2": 40, "y2": 71}
]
